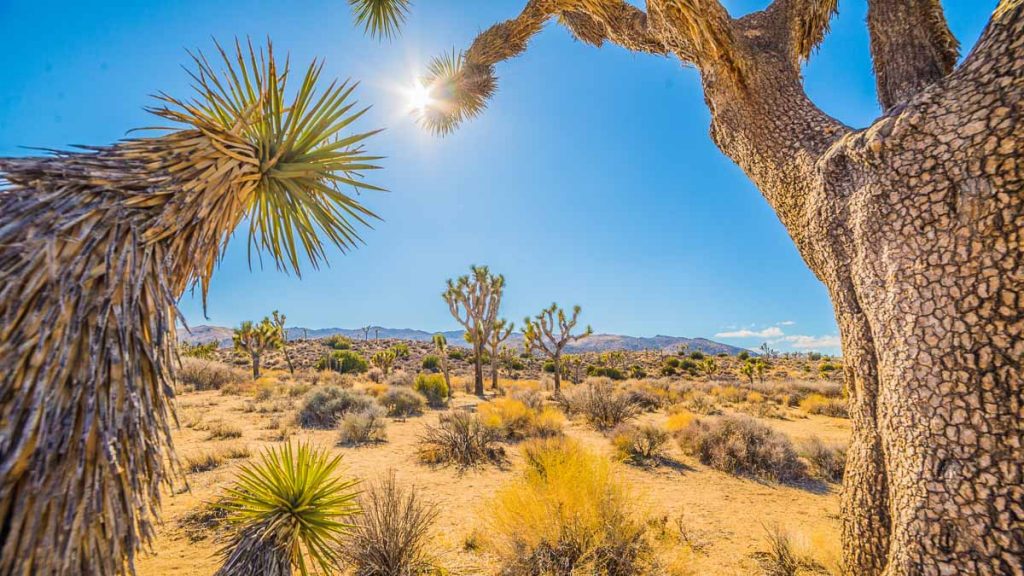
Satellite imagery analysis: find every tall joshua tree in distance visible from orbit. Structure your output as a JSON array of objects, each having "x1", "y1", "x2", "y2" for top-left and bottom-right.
[
  {"x1": 487, "y1": 318, "x2": 515, "y2": 390},
  {"x1": 233, "y1": 318, "x2": 282, "y2": 379},
  {"x1": 522, "y1": 304, "x2": 593, "y2": 394},
  {"x1": 271, "y1": 310, "x2": 295, "y2": 375},
  {"x1": 432, "y1": 333, "x2": 453, "y2": 401},
  {"x1": 0, "y1": 40, "x2": 382, "y2": 575},
  {"x1": 357, "y1": 1, "x2": 1022, "y2": 572},
  {"x1": 442, "y1": 265, "x2": 505, "y2": 395}
]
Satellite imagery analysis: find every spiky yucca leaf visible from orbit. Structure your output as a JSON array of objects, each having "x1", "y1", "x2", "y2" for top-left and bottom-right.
[
  {"x1": 153, "y1": 40, "x2": 383, "y2": 290},
  {"x1": 0, "y1": 39, "x2": 381, "y2": 576},
  {"x1": 216, "y1": 443, "x2": 360, "y2": 576},
  {"x1": 350, "y1": 0, "x2": 411, "y2": 40},
  {"x1": 416, "y1": 49, "x2": 496, "y2": 136}
]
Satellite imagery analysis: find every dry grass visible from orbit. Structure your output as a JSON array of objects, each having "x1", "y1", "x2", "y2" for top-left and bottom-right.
[
  {"x1": 798, "y1": 394, "x2": 848, "y2": 418},
  {"x1": 675, "y1": 416, "x2": 806, "y2": 483},
  {"x1": 177, "y1": 357, "x2": 248, "y2": 391},
  {"x1": 417, "y1": 410, "x2": 505, "y2": 467},
  {"x1": 611, "y1": 423, "x2": 670, "y2": 466}
]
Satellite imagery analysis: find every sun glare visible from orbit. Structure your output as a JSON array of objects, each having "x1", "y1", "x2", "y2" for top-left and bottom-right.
[{"x1": 407, "y1": 80, "x2": 432, "y2": 113}]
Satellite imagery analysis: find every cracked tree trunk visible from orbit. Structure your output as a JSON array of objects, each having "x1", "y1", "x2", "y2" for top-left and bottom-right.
[{"x1": 701, "y1": 7, "x2": 1022, "y2": 575}]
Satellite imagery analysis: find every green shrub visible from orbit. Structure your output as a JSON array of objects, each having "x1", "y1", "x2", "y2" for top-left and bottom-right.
[
  {"x1": 315, "y1": 350, "x2": 368, "y2": 374},
  {"x1": 737, "y1": 350, "x2": 751, "y2": 361},
  {"x1": 542, "y1": 360, "x2": 556, "y2": 374},
  {"x1": 688, "y1": 351, "x2": 705, "y2": 360},
  {"x1": 297, "y1": 386, "x2": 375, "y2": 429},
  {"x1": 180, "y1": 341, "x2": 219, "y2": 360},
  {"x1": 421, "y1": 354, "x2": 441, "y2": 372},
  {"x1": 675, "y1": 416, "x2": 806, "y2": 483},
  {"x1": 664, "y1": 357, "x2": 681, "y2": 369},
  {"x1": 323, "y1": 334, "x2": 353, "y2": 350},
  {"x1": 413, "y1": 374, "x2": 449, "y2": 408},
  {"x1": 448, "y1": 348, "x2": 466, "y2": 361},
  {"x1": 585, "y1": 366, "x2": 625, "y2": 380},
  {"x1": 381, "y1": 387, "x2": 426, "y2": 418},
  {"x1": 391, "y1": 342, "x2": 411, "y2": 358}
]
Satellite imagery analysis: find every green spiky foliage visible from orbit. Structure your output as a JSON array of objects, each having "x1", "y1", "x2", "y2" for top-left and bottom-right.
[
  {"x1": 432, "y1": 333, "x2": 453, "y2": 400},
  {"x1": 234, "y1": 317, "x2": 283, "y2": 379},
  {"x1": 522, "y1": 304, "x2": 593, "y2": 393},
  {"x1": 0, "y1": 40, "x2": 381, "y2": 575},
  {"x1": 349, "y1": 0, "x2": 411, "y2": 40},
  {"x1": 443, "y1": 266, "x2": 505, "y2": 396},
  {"x1": 417, "y1": 50, "x2": 496, "y2": 136},
  {"x1": 215, "y1": 443, "x2": 360, "y2": 576},
  {"x1": 371, "y1": 348, "x2": 398, "y2": 376},
  {"x1": 272, "y1": 310, "x2": 296, "y2": 374}
]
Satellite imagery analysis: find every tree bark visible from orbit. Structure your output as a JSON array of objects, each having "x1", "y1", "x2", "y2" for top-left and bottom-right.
[
  {"x1": 447, "y1": 1, "x2": 1021, "y2": 572},
  {"x1": 252, "y1": 353, "x2": 261, "y2": 379},
  {"x1": 473, "y1": 344, "x2": 484, "y2": 396},
  {"x1": 552, "y1": 354, "x2": 562, "y2": 394}
]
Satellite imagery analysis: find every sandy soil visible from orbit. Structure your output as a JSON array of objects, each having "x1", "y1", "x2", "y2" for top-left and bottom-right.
[{"x1": 137, "y1": 386, "x2": 850, "y2": 575}]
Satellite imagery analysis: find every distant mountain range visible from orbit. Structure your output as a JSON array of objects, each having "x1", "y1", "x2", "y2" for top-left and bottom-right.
[{"x1": 178, "y1": 324, "x2": 751, "y2": 356}]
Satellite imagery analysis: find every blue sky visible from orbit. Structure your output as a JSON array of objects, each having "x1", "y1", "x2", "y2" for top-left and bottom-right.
[{"x1": 0, "y1": 1, "x2": 993, "y2": 353}]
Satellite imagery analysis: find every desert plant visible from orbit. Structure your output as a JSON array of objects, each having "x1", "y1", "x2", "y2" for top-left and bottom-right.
[
  {"x1": 339, "y1": 472, "x2": 439, "y2": 576},
  {"x1": 298, "y1": 386, "x2": 376, "y2": 429},
  {"x1": 684, "y1": 391, "x2": 722, "y2": 416},
  {"x1": 484, "y1": 438, "x2": 652, "y2": 575},
  {"x1": 215, "y1": 443, "x2": 360, "y2": 576},
  {"x1": 180, "y1": 340, "x2": 220, "y2": 360},
  {"x1": 324, "y1": 334, "x2": 354, "y2": 350},
  {"x1": 386, "y1": 369, "x2": 414, "y2": 388},
  {"x1": 801, "y1": 437, "x2": 847, "y2": 483},
  {"x1": 390, "y1": 342, "x2": 411, "y2": 358},
  {"x1": 421, "y1": 354, "x2": 441, "y2": 372},
  {"x1": 417, "y1": 410, "x2": 504, "y2": 467},
  {"x1": 380, "y1": 387, "x2": 427, "y2": 419},
  {"x1": 675, "y1": 416, "x2": 806, "y2": 483},
  {"x1": 0, "y1": 39, "x2": 385, "y2": 573},
  {"x1": 487, "y1": 318, "x2": 515, "y2": 391},
  {"x1": 478, "y1": 397, "x2": 535, "y2": 440},
  {"x1": 371, "y1": 349, "x2": 398, "y2": 377},
  {"x1": 431, "y1": 333, "x2": 453, "y2": 401},
  {"x1": 740, "y1": 360, "x2": 756, "y2": 385},
  {"x1": 560, "y1": 378, "x2": 638, "y2": 430},
  {"x1": 799, "y1": 393, "x2": 849, "y2": 418},
  {"x1": 233, "y1": 318, "x2": 282, "y2": 379},
  {"x1": 442, "y1": 265, "x2": 505, "y2": 395},
  {"x1": 178, "y1": 357, "x2": 248, "y2": 391},
  {"x1": 271, "y1": 310, "x2": 295, "y2": 374},
  {"x1": 338, "y1": 405, "x2": 388, "y2": 446},
  {"x1": 522, "y1": 303, "x2": 593, "y2": 393},
  {"x1": 413, "y1": 373, "x2": 449, "y2": 408},
  {"x1": 611, "y1": 423, "x2": 669, "y2": 466},
  {"x1": 316, "y1": 349, "x2": 370, "y2": 374}
]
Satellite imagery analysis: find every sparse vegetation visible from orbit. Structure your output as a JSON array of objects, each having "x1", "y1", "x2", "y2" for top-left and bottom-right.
[
  {"x1": 338, "y1": 405, "x2": 388, "y2": 446},
  {"x1": 177, "y1": 357, "x2": 247, "y2": 391},
  {"x1": 675, "y1": 416, "x2": 806, "y2": 483},
  {"x1": 339, "y1": 472, "x2": 439, "y2": 576},
  {"x1": 611, "y1": 423, "x2": 670, "y2": 466},
  {"x1": 412, "y1": 373, "x2": 449, "y2": 408},
  {"x1": 484, "y1": 438, "x2": 653, "y2": 575},
  {"x1": 417, "y1": 410, "x2": 505, "y2": 467},
  {"x1": 801, "y1": 437, "x2": 847, "y2": 483},
  {"x1": 381, "y1": 387, "x2": 427, "y2": 418},
  {"x1": 316, "y1": 349, "x2": 370, "y2": 374},
  {"x1": 297, "y1": 386, "x2": 375, "y2": 429},
  {"x1": 799, "y1": 393, "x2": 848, "y2": 418},
  {"x1": 522, "y1": 303, "x2": 593, "y2": 394},
  {"x1": 560, "y1": 378, "x2": 638, "y2": 430}
]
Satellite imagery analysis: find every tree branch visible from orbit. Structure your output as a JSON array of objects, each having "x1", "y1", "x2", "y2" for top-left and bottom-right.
[{"x1": 866, "y1": 0, "x2": 960, "y2": 109}]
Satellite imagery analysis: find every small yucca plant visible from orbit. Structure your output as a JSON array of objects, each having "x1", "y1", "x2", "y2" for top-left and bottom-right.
[{"x1": 215, "y1": 443, "x2": 360, "y2": 576}]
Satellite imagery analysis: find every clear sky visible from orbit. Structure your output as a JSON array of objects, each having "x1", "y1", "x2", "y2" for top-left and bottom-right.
[{"x1": 0, "y1": 1, "x2": 993, "y2": 354}]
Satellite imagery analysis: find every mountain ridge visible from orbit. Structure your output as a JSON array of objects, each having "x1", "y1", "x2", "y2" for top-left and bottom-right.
[{"x1": 178, "y1": 324, "x2": 752, "y2": 355}]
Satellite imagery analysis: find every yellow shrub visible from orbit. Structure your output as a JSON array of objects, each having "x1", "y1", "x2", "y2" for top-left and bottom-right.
[
  {"x1": 532, "y1": 406, "x2": 566, "y2": 438},
  {"x1": 799, "y1": 393, "x2": 849, "y2": 417},
  {"x1": 484, "y1": 438, "x2": 651, "y2": 574},
  {"x1": 362, "y1": 383, "x2": 389, "y2": 398},
  {"x1": 711, "y1": 385, "x2": 746, "y2": 404},
  {"x1": 746, "y1": 391, "x2": 765, "y2": 403},
  {"x1": 479, "y1": 398, "x2": 535, "y2": 440},
  {"x1": 665, "y1": 410, "x2": 696, "y2": 433}
]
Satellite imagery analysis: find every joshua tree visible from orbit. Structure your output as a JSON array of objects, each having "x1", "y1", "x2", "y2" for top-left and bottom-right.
[
  {"x1": 487, "y1": 318, "x2": 515, "y2": 390},
  {"x1": 371, "y1": 348, "x2": 397, "y2": 376},
  {"x1": 0, "y1": 41, "x2": 381, "y2": 575},
  {"x1": 362, "y1": 325, "x2": 372, "y2": 341},
  {"x1": 272, "y1": 310, "x2": 295, "y2": 375},
  {"x1": 739, "y1": 360, "x2": 756, "y2": 385},
  {"x1": 564, "y1": 353, "x2": 586, "y2": 384},
  {"x1": 432, "y1": 333, "x2": 453, "y2": 401},
  {"x1": 522, "y1": 304, "x2": 593, "y2": 393},
  {"x1": 754, "y1": 358, "x2": 770, "y2": 383},
  {"x1": 442, "y1": 265, "x2": 505, "y2": 395},
  {"x1": 215, "y1": 442, "x2": 360, "y2": 576},
  {"x1": 356, "y1": 1, "x2": 1024, "y2": 571},
  {"x1": 700, "y1": 357, "x2": 719, "y2": 379},
  {"x1": 234, "y1": 318, "x2": 282, "y2": 379}
]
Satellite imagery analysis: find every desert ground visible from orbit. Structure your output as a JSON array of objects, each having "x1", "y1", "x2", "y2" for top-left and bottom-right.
[{"x1": 138, "y1": 338, "x2": 850, "y2": 575}]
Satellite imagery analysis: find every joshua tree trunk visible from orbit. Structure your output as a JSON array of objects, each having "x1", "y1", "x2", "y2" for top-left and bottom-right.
[
  {"x1": 552, "y1": 353, "x2": 562, "y2": 393},
  {"x1": 472, "y1": 344, "x2": 485, "y2": 395},
  {"x1": 430, "y1": 1, "x2": 1023, "y2": 573},
  {"x1": 251, "y1": 353, "x2": 261, "y2": 379}
]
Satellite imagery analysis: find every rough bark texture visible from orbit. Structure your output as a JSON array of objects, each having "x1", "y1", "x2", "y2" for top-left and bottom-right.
[{"x1": 445, "y1": 1, "x2": 1024, "y2": 574}]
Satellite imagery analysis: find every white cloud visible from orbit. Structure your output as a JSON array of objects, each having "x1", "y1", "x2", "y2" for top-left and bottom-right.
[
  {"x1": 777, "y1": 320, "x2": 796, "y2": 326},
  {"x1": 775, "y1": 334, "x2": 841, "y2": 350},
  {"x1": 714, "y1": 326, "x2": 784, "y2": 339}
]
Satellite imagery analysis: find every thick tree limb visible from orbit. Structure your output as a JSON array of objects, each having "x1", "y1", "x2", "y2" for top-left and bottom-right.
[{"x1": 866, "y1": 0, "x2": 960, "y2": 109}]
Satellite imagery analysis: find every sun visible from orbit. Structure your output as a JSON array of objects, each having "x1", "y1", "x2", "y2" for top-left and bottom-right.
[{"x1": 406, "y1": 79, "x2": 432, "y2": 113}]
